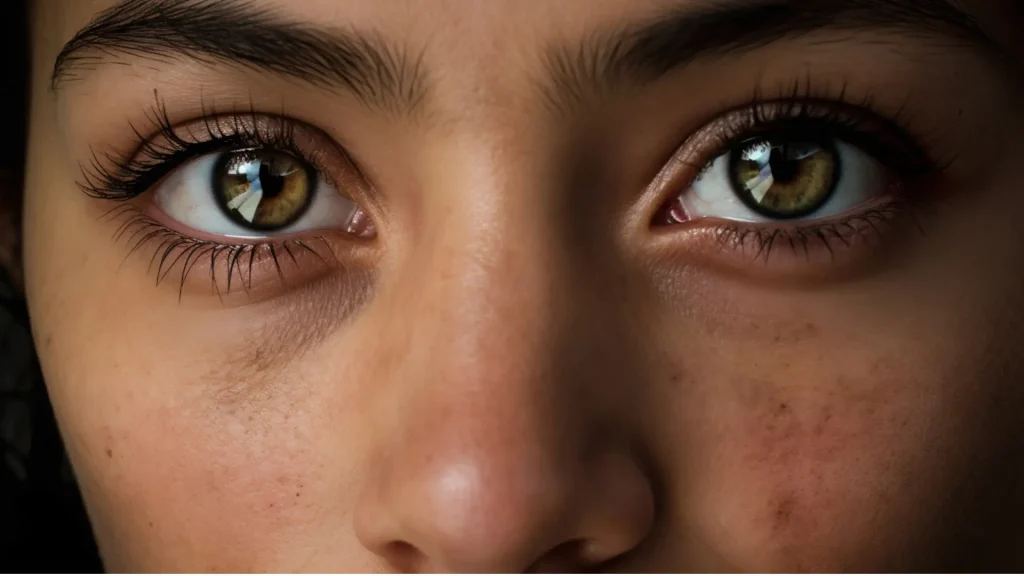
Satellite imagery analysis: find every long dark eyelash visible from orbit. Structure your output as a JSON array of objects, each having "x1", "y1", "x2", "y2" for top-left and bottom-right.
[
  {"x1": 102, "y1": 205, "x2": 336, "y2": 302},
  {"x1": 690, "y1": 76, "x2": 955, "y2": 182},
  {"x1": 79, "y1": 91, "x2": 309, "y2": 201},
  {"x1": 82, "y1": 93, "x2": 348, "y2": 297}
]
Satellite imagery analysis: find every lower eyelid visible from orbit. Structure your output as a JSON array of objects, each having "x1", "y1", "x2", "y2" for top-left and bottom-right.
[
  {"x1": 106, "y1": 203, "x2": 376, "y2": 305},
  {"x1": 645, "y1": 197, "x2": 917, "y2": 281}
]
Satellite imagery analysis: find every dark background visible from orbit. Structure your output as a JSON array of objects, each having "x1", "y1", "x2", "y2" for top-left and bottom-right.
[{"x1": 1, "y1": 0, "x2": 104, "y2": 571}]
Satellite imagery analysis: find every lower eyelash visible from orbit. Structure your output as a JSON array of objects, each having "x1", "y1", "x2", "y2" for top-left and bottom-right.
[
  {"x1": 708, "y1": 200, "x2": 922, "y2": 265},
  {"x1": 104, "y1": 206, "x2": 335, "y2": 301}
]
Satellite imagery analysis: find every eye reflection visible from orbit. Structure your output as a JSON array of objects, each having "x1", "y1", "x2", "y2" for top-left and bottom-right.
[
  {"x1": 730, "y1": 137, "x2": 839, "y2": 219},
  {"x1": 216, "y1": 149, "x2": 316, "y2": 231}
]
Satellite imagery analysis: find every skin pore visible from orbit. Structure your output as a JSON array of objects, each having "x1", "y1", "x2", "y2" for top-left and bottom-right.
[{"x1": 22, "y1": 0, "x2": 1024, "y2": 571}]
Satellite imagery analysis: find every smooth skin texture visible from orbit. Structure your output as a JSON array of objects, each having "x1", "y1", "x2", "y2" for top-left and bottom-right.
[{"x1": 23, "y1": 0, "x2": 1024, "y2": 571}]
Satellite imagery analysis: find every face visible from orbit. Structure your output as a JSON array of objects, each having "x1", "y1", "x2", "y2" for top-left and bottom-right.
[{"x1": 23, "y1": 0, "x2": 1024, "y2": 571}]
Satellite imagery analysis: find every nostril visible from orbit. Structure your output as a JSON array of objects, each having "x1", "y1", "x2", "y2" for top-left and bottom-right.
[
  {"x1": 527, "y1": 538, "x2": 598, "y2": 573},
  {"x1": 385, "y1": 541, "x2": 424, "y2": 573}
]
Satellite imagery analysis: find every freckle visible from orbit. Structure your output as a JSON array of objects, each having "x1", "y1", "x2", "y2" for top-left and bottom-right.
[
  {"x1": 670, "y1": 373, "x2": 680, "y2": 383},
  {"x1": 106, "y1": 449, "x2": 113, "y2": 458},
  {"x1": 296, "y1": 492, "x2": 300, "y2": 497},
  {"x1": 773, "y1": 497, "x2": 796, "y2": 530},
  {"x1": 148, "y1": 521, "x2": 154, "y2": 528}
]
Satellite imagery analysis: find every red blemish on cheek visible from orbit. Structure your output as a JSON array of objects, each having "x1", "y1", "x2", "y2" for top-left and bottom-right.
[{"x1": 772, "y1": 496, "x2": 796, "y2": 531}]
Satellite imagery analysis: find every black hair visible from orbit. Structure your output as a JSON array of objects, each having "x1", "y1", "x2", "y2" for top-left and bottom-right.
[{"x1": 0, "y1": 1, "x2": 103, "y2": 571}]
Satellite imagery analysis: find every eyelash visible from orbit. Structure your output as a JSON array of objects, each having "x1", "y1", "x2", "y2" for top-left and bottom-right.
[
  {"x1": 102, "y1": 203, "x2": 337, "y2": 302},
  {"x1": 658, "y1": 78, "x2": 946, "y2": 263},
  {"x1": 83, "y1": 79, "x2": 946, "y2": 297},
  {"x1": 83, "y1": 96, "x2": 352, "y2": 300},
  {"x1": 694, "y1": 81, "x2": 942, "y2": 178},
  {"x1": 81, "y1": 98, "x2": 316, "y2": 201}
]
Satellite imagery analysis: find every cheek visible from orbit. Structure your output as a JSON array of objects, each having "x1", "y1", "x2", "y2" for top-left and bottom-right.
[
  {"x1": 688, "y1": 354, "x2": 942, "y2": 570},
  {"x1": 658, "y1": 295, "x2": 1024, "y2": 571},
  {"x1": 34, "y1": 294, "x2": 371, "y2": 571}
]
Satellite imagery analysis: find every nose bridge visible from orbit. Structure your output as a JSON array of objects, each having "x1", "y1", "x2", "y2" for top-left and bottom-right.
[
  {"x1": 400, "y1": 139, "x2": 571, "y2": 403},
  {"x1": 388, "y1": 192, "x2": 579, "y2": 461},
  {"x1": 389, "y1": 169, "x2": 580, "y2": 461},
  {"x1": 352, "y1": 142, "x2": 653, "y2": 571}
]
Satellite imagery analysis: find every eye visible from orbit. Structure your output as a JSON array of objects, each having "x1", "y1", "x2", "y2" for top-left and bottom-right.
[
  {"x1": 153, "y1": 147, "x2": 375, "y2": 239},
  {"x1": 662, "y1": 132, "x2": 888, "y2": 225}
]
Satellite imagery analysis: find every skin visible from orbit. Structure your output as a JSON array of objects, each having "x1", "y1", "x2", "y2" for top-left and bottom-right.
[{"x1": 21, "y1": 0, "x2": 1024, "y2": 571}]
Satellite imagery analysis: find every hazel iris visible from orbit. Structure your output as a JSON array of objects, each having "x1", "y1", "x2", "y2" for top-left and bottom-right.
[
  {"x1": 729, "y1": 137, "x2": 840, "y2": 219},
  {"x1": 214, "y1": 149, "x2": 315, "y2": 230}
]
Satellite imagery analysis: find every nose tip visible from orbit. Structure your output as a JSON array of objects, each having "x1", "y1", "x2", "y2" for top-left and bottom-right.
[{"x1": 354, "y1": 448, "x2": 654, "y2": 572}]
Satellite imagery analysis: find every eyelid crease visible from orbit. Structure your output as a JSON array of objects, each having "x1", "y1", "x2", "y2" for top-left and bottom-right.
[
  {"x1": 646, "y1": 74, "x2": 951, "y2": 220},
  {"x1": 77, "y1": 91, "x2": 369, "y2": 209}
]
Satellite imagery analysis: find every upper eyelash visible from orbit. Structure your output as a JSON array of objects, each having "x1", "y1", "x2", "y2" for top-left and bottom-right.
[
  {"x1": 687, "y1": 77, "x2": 951, "y2": 183},
  {"x1": 79, "y1": 94, "x2": 312, "y2": 201},
  {"x1": 82, "y1": 80, "x2": 945, "y2": 289}
]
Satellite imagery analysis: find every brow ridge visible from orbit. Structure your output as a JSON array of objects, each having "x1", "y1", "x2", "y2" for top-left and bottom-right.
[
  {"x1": 541, "y1": 0, "x2": 1001, "y2": 113},
  {"x1": 52, "y1": 0, "x2": 427, "y2": 116}
]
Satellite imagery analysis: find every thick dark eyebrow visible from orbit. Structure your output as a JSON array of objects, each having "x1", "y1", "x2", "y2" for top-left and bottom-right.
[
  {"x1": 542, "y1": 0, "x2": 1002, "y2": 113},
  {"x1": 51, "y1": 0, "x2": 426, "y2": 116}
]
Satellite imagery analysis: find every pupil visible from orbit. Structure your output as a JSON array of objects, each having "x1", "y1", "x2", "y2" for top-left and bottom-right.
[
  {"x1": 258, "y1": 159, "x2": 286, "y2": 199},
  {"x1": 767, "y1": 144, "x2": 799, "y2": 182}
]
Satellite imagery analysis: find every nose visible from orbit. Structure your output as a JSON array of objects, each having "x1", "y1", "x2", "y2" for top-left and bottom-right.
[
  {"x1": 352, "y1": 196, "x2": 655, "y2": 572},
  {"x1": 356, "y1": 440, "x2": 654, "y2": 572}
]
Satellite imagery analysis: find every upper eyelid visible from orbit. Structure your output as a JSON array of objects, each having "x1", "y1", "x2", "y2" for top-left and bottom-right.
[
  {"x1": 664, "y1": 97, "x2": 937, "y2": 188},
  {"x1": 703, "y1": 103, "x2": 931, "y2": 169},
  {"x1": 80, "y1": 103, "x2": 356, "y2": 202},
  {"x1": 632, "y1": 91, "x2": 946, "y2": 232}
]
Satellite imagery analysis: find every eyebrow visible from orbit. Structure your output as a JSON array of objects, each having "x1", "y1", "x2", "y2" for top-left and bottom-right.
[
  {"x1": 51, "y1": 0, "x2": 427, "y2": 116},
  {"x1": 53, "y1": 0, "x2": 1001, "y2": 120},
  {"x1": 542, "y1": 0, "x2": 1002, "y2": 113}
]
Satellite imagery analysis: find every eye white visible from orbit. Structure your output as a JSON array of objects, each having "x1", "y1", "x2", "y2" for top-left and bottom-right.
[
  {"x1": 153, "y1": 152, "x2": 363, "y2": 239},
  {"x1": 683, "y1": 140, "x2": 887, "y2": 223}
]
